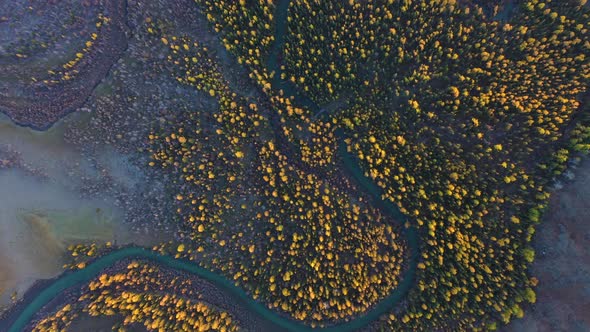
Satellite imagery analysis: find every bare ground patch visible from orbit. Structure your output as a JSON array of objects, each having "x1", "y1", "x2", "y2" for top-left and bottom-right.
[{"x1": 505, "y1": 157, "x2": 590, "y2": 332}]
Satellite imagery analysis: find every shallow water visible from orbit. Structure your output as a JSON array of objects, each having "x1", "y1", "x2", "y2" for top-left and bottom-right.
[
  {"x1": 0, "y1": 170, "x2": 127, "y2": 308},
  {"x1": 0, "y1": 114, "x2": 148, "y2": 308}
]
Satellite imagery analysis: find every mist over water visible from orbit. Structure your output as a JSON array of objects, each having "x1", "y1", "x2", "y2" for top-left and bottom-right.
[
  {"x1": 0, "y1": 115, "x2": 149, "y2": 308},
  {"x1": 0, "y1": 170, "x2": 126, "y2": 307}
]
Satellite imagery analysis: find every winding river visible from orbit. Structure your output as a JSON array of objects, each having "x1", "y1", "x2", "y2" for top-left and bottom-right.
[{"x1": 4, "y1": 1, "x2": 419, "y2": 331}]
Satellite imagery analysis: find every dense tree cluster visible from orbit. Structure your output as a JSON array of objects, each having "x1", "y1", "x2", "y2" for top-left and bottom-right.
[
  {"x1": 274, "y1": 0, "x2": 589, "y2": 330},
  {"x1": 31, "y1": 260, "x2": 239, "y2": 332},
  {"x1": 145, "y1": 30, "x2": 408, "y2": 324},
  {"x1": 31, "y1": 303, "x2": 79, "y2": 332},
  {"x1": 25, "y1": 0, "x2": 589, "y2": 330},
  {"x1": 154, "y1": 0, "x2": 590, "y2": 329},
  {"x1": 194, "y1": 0, "x2": 276, "y2": 78}
]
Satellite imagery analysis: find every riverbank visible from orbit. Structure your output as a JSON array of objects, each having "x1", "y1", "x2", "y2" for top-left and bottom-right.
[
  {"x1": 504, "y1": 157, "x2": 590, "y2": 332},
  {"x1": 3, "y1": 244, "x2": 420, "y2": 332},
  {"x1": 38, "y1": 255, "x2": 281, "y2": 332},
  {"x1": 0, "y1": 63, "x2": 174, "y2": 308},
  {"x1": 0, "y1": 0, "x2": 129, "y2": 130},
  {"x1": 267, "y1": 0, "x2": 420, "y2": 323},
  {"x1": 1, "y1": 1, "x2": 420, "y2": 329},
  {"x1": 8, "y1": 0, "x2": 580, "y2": 331}
]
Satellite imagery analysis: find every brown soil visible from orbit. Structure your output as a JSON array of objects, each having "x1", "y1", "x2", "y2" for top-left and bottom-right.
[
  {"x1": 0, "y1": 254, "x2": 15, "y2": 298},
  {"x1": 504, "y1": 157, "x2": 590, "y2": 332}
]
